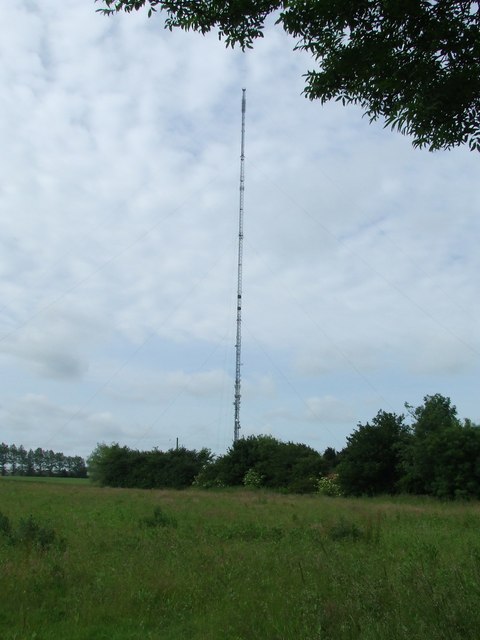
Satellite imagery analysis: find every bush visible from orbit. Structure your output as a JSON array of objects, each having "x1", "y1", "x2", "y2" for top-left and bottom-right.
[
  {"x1": 243, "y1": 468, "x2": 263, "y2": 488},
  {"x1": 195, "y1": 435, "x2": 327, "y2": 492},
  {"x1": 16, "y1": 515, "x2": 57, "y2": 550},
  {"x1": 317, "y1": 474, "x2": 343, "y2": 497},
  {"x1": 0, "y1": 511, "x2": 12, "y2": 539},
  {"x1": 192, "y1": 473, "x2": 225, "y2": 488},
  {"x1": 0, "y1": 512, "x2": 65, "y2": 551},
  {"x1": 328, "y1": 518, "x2": 363, "y2": 542},
  {"x1": 140, "y1": 507, "x2": 177, "y2": 529},
  {"x1": 337, "y1": 410, "x2": 410, "y2": 496},
  {"x1": 287, "y1": 476, "x2": 318, "y2": 494},
  {"x1": 88, "y1": 443, "x2": 212, "y2": 489}
]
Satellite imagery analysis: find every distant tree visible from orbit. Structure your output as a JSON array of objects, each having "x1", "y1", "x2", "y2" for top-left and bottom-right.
[
  {"x1": 16, "y1": 446, "x2": 28, "y2": 476},
  {"x1": 87, "y1": 443, "x2": 211, "y2": 489},
  {"x1": 337, "y1": 410, "x2": 410, "y2": 496},
  {"x1": 33, "y1": 447, "x2": 45, "y2": 476},
  {"x1": 323, "y1": 447, "x2": 339, "y2": 473},
  {"x1": 53, "y1": 452, "x2": 66, "y2": 476},
  {"x1": 0, "y1": 443, "x2": 8, "y2": 476},
  {"x1": 409, "y1": 393, "x2": 460, "y2": 438},
  {"x1": 196, "y1": 435, "x2": 325, "y2": 493},
  {"x1": 25, "y1": 449, "x2": 35, "y2": 476},
  {"x1": 426, "y1": 424, "x2": 480, "y2": 499},
  {"x1": 401, "y1": 393, "x2": 459, "y2": 493},
  {"x1": 96, "y1": 0, "x2": 480, "y2": 151},
  {"x1": 198, "y1": 435, "x2": 275, "y2": 487},
  {"x1": 88, "y1": 443, "x2": 133, "y2": 487},
  {"x1": 8, "y1": 445, "x2": 18, "y2": 476},
  {"x1": 155, "y1": 447, "x2": 213, "y2": 489},
  {"x1": 67, "y1": 455, "x2": 88, "y2": 478},
  {"x1": 44, "y1": 449, "x2": 56, "y2": 477},
  {"x1": 400, "y1": 394, "x2": 480, "y2": 497},
  {"x1": 0, "y1": 443, "x2": 86, "y2": 479}
]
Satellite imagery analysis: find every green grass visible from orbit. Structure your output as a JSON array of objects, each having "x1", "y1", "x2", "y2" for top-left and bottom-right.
[{"x1": 1, "y1": 478, "x2": 480, "y2": 639}]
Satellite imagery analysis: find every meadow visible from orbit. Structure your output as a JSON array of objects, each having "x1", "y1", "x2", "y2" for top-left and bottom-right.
[{"x1": 1, "y1": 477, "x2": 480, "y2": 640}]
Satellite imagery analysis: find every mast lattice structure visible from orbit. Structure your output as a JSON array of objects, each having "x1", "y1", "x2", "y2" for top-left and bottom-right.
[{"x1": 234, "y1": 89, "x2": 246, "y2": 443}]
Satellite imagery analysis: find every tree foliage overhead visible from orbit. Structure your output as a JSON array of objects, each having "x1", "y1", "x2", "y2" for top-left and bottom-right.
[{"x1": 96, "y1": 0, "x2": 480, "y2": 151}]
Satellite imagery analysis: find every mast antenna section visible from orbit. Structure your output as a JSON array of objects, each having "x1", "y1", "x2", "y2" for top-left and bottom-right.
[{"x1": 234, "y1": 89, "x2": 246, "y2": 443}]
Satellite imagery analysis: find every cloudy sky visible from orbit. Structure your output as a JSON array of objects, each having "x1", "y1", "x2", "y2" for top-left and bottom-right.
[{"x1": 1, "y1": 1, "x2": 479, "y2": 459}]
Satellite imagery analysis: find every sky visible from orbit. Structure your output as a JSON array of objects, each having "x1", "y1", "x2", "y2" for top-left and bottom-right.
[{"x1": 1, "y1": 1, "x2": 479, "y2": 459}]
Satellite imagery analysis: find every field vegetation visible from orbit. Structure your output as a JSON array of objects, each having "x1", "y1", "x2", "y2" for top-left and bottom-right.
[
  {"x1": 2, "y1": 477, "x2": 480, "y2": 639},
  {"x1": 85, "y1": 394, "x2": 480, "y2": 501}
]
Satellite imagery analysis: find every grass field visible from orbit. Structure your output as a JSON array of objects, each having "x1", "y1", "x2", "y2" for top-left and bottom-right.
[{"x1": 1, "y1": 477, "x2": 480, "y2": 639}]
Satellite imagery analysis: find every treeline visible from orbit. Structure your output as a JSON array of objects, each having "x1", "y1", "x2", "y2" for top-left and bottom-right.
[
  {"x1": 337, "y1": 393, "x2": 480, "y2": 499},
  {"x1": 88, "y1": 438, "x2": 338, "y2": 492},
  {"x1": 88, "y1": 444, "x2": 212, "y2": 489},
  {"x1": 0, "y1": 444, "x2": 87, "y2": 478},
  {"x1": 88, "y1": 394, "x2": 480, "y2": 499},
  {"x1": 193, "y1": 437, "x2": 338, "y2": 493}
]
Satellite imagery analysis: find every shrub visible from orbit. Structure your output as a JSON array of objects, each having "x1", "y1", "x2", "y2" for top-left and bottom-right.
[
  {"x1": 287, "y1": 476, "x2": 318, "y2": 494},
  {"x1": 16, "y1": 515, "x2": 59, "y2": 550},
  {"x1": 192, "y1": 466, "x2": 226, "y2": 489},
  {"x1": 0, "y1": 511, "x2": 12, "y2": 536},
  {"x1": 140, "y1": 506, "x2": 177, "y2": 529},
  {"x1": 317, "y1": 474, "x2": 343, "y2": 497},
  {"x1": 88, "y1": 443, "x2": 212, "y2": 489},
  {"x1": 243, "y1": 468, "x2": 263, "y2": 489},
  {"x1": 327, "y1": 518, "x2": 363, "y2": 542},
  {"x1": 0, "y1": 513, "x2": 65, "y2": 551}
]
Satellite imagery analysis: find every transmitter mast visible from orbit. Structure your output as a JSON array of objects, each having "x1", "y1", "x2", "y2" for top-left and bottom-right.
[{"x1": 234, "y1": 89, "x2": 246, "y2": 443}]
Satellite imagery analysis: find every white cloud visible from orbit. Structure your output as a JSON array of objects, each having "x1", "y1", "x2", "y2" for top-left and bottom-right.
[
  {"x1": 0, "y1": 393, "x2": 132, "y2": 457},
  {"x1": 305, "y1": 396, "x2": 356, "y2": 424}
]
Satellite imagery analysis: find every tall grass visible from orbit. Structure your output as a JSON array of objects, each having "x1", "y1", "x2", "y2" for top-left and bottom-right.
[{"x1": 1, "y1": 478, "x2": 480, "y2": 639}]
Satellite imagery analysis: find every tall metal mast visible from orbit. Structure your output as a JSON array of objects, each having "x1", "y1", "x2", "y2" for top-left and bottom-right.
[{"x1": 234, "y1": 89, "x2": 246, "y2": 443}]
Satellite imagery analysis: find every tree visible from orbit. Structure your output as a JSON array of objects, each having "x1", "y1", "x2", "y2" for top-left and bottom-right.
[
  {"x1": 195, "y1": 434, "x2": 326, "y2": 492},
  {"x1": 44, "y1": 449, "x2": 56, "y2": 477},
  {"x1": 96, "y1": 1, "x2": 480, "y2": 151},
  {"x1": 323, "y1": 447, "x2": 339, "y2": 473},
  {"x1": 33, "y1": 447, "x2": 45, "y2": 476},
  {"x1": 68, "y1": 455, "x2": 88, "y2": 478},
  {"x1": 0, "y1": 443, "x2": 8, "y2": 476},
  {"x1": 337, "y1": 410, "x2": 410, "y2": 496},
  {"x1": 87, "y1": 443, "x2": 212, "y2": 488},
  {"x1": 425, "y1": 424, "x2": 480, "y2": 499},
  {"x1": 400, "y1": 393, "x2": 480, "y2": 497},
  {"x1": 87, "y1": 443, "x2": 133, "y2": 486},
  {"x1": 25, "y1": 449, "x2": 35, "y2": 476},
  {"x1": 8, "y1": 445, "x2": 18, "y2": 476},
  {"x1": 16, "y1": 446, "x2": 28, "y2": 476},
  {"x1": 409, "y1": 393, "x2": 460, "y2": 438},
  {"x1": 401, "y1": 394, "x2": 458, "y2": 493},
  {"x1": 54, "y1": 452, "x2": 66, "y2": 476}
]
